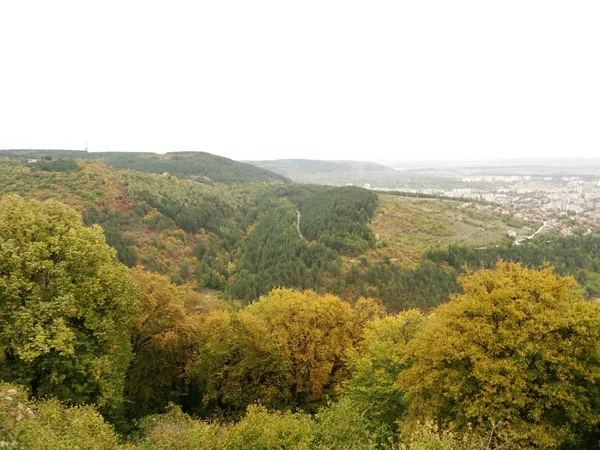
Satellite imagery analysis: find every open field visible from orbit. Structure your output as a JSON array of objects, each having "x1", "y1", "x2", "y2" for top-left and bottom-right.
[{"x1": 365, "y1": 194, "x2": 526, "y2": 266}]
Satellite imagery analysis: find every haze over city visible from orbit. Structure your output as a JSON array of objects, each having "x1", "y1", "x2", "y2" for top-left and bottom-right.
[{"x1": 1, "y1": 1, "x2": 599, "y2": 162}]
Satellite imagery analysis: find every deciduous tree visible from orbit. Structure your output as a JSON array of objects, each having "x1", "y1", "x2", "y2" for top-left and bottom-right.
[
  {"x1": 343, "y1": 310, "x2": 425, "y2": 434},
  {"x1": 398, "y1": 262, "x2": 600, "y2": 449},
  {"x1": 127, "y1": 267, "x2": 226, "y2": 418},
  {"x1": 0, "y1": 195, "x2": 139, "y2": 413},
  {"x1": 215, "y1": 289, "x2": 380, "y2": 411}
]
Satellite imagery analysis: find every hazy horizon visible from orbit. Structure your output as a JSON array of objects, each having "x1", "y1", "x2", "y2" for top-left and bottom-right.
[{"x1": 5, "y1": 148, "x2": 600, "y2": 169}]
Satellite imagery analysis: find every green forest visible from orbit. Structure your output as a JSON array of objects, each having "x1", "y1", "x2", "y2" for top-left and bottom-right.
[
  {"x1": 0, "y1": 150, "x2": 289, "y2": 185},
  {"x1": 1, "y1": 151, "x2": 600, "y2": 449}
]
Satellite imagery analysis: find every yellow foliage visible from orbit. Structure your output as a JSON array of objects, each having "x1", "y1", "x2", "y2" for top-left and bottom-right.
[
  {"x1": 215, "y1": 289, "x2": 380, "y2": 410},
  {"x1": 398, "y1": 262, "x2": 600, "y2": 449},
  {"x1": 127, "y1": 268, "x2": 229, "y2": 417}
]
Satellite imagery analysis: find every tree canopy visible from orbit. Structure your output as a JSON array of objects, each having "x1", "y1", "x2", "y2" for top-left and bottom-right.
[
  {"x1": 398, "y1": 262, "x2": 600, "y2": 449},
  {"x1": 198, "y1": 289, "x2": 381, "y2": 412},
  {"x1": 0, "y1": 195, "x2": 139, "y2": 413}
]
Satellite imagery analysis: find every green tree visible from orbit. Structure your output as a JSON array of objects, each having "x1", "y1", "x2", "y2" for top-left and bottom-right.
[
  {"x1": 17, "y1": 399, "x2": 124, "y2": 450},
  {"x1": 343, "y1": 310, "x2": 425, "y2": 436},
  {"x1": 224, "y1": 404, "x2": 315, "y2": 450},
  {"x1": 0, "y1": 195, "x2": 140, "y2": 414},
  {"x1": 1, "y1": 382, "x2": 123, "y2": 450},
  {"x1": 136, "y1": 404, "x2": 222, "y2": 450},
  {"x1": 398, "y1": 262, "x2": 600, "y2": 449},
  {"x1": 314, "y1": 397, "x2": 379, "y2": 449}
]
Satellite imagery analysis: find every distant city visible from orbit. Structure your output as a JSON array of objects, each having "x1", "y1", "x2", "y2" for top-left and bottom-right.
[{"x1": 361, "y1": 161, "x2": 600, "y2": 238}]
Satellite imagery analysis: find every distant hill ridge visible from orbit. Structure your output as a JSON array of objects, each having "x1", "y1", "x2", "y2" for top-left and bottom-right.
[
  {"x1": 0, "y1": 149, "x2": 290, "y2": 185},
  {"x1": 250, "y1": 158, "x2": 396, "y2": 174},
  {"x1": 248, "y1": 158, "x2": 400, "y2": 186}
]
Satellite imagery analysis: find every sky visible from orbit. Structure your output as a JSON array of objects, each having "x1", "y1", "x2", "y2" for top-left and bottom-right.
[{"x1": 1, "y1": 1, "x2": 599, "y2": 162}]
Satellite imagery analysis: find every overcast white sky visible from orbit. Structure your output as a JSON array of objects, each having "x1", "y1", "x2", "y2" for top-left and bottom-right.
[{"x1": 1, "y1": 1, "x2": 598, "y2": 162}]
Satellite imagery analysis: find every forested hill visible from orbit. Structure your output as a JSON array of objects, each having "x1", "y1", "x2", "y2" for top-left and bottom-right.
[
  {"x1": 4, "y1": 195, "x2": 600, "y2": 449},
  {"x1": 97, "y1": 151, "x2": 290, "y2": 184},
  {"x1": 0, "y1": 156, "x2": 253, "y2": 287},
  {"x1": 0, "y1": 156, "x2": 378, "y2": 299},
  {"x1": 0, "y1": 149, "x2": 290, "y2": 184}
]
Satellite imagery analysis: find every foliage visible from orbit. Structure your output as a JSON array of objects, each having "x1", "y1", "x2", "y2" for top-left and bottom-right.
[
  {"x1": 1, "y1": 383, "x2": 123, "y2": 450},
  {"x1": 136, "y1": 404, "x2": 223, "y2": 450},
  {"x1": 343, "y1": 310, "x2": 425, "y2": 435},
  {"x1": 137, "y1": 404, "x2": 316, "y2": 450},
  {"x1": 0, "y1": 195, "x2": 140, "y2": 414},
  {"x1": 0, "y1": 383, "x2": 34, "y2": 447},
  {"x1": 368, "y1": 194, "x2": 518, "y2": 266},
  {"x1": 398, "y1": 262, "x2": 600, "y2": 449},
  {"x1": 397, "y1": 421, "x2": 486, "y2": 450},
  {"x1": 126, "y1": 268, "x2": 226, "y2": 418},
  {"x1": 0, "y1": 157, "x2": 246, "y2": 286},
  {"x1": 224, "y1": 404, "x2": 315, "y2": 450},
  {"x1": 195, "y1": 289, "x2": 381, "y2": 413},
  {"x1": 181, "y1": 308, "x2": 236, "y2": 417},
  {"x1": 32, "y1": 158, "x2": 81, "y2": 173},
  {"x1": 0, "y1": 149, "x2": 289, "y2": 184},
  {"x1": 228, "y1": 199, "x2": 337, "y2": 301},
  {"x1": 137, "y1": 402, "x2": 380, "y2": 450},
  {"x1": 16, "y1": 399, "x2": 124, "y2": 450},
  {"x1": 6, "y1": 153, "x2": 600, "y2": 448},
  {"x1": 6, "y1": 151, "x2": 600, "y2": 312},
  {"x1": 298, "y1": 186, "x2": 378, "y2": 254},
  {"x1": 335, "y1": 260, "x2": 460, "y2": 312},
  {"x1": 83, "y1": 207, "x2": 139, "y2": 267},
  {"x1": 98, "y1": 151, "x2": 289, "y2": 184},
  {"x1": 314, "y1": 397, "x2": 380, "y2": 449},
  {"x1": 426, "y1": 235, "x2": 600, "y2": 299}
]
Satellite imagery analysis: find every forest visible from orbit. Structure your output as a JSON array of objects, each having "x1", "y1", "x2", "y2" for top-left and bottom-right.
[
  {"x1": 1, "y1": 152, "x2": 600, "y2": 448},
  {"x1": 0, "y1": 150, "x2": 289, "y2": 185}
]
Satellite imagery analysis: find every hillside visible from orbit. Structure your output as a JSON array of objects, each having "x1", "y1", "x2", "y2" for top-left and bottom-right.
[
  {"x1": 2, "y1": 152, "x2": 599, "y2": 314},
  {"x1": 0, "y1": 149, "x2": 289, "y2": 184},
  {"x1": 0, "y1": 157, "x2": 250, "y2": 288},
  {"x1": 98, "y1": 151, "x2": 290, "y2": 184},
  {"x1": 365, "y1": 194, "x2": 526, "y2": 266},
  {"x1": 0, "y1": 156, "x2": 381, "y2": 300},
  {"x1": 249, "y1": 158, "x2": 400, "y2": 186}
]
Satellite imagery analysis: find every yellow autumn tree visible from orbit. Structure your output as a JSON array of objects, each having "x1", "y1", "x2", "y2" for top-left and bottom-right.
[
  {"x1": 398, "y1": 262, "x2": 600, "y2": 449},
  {"x1": 214, "y1": 288, "x2": 381, "y2": 411}
]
